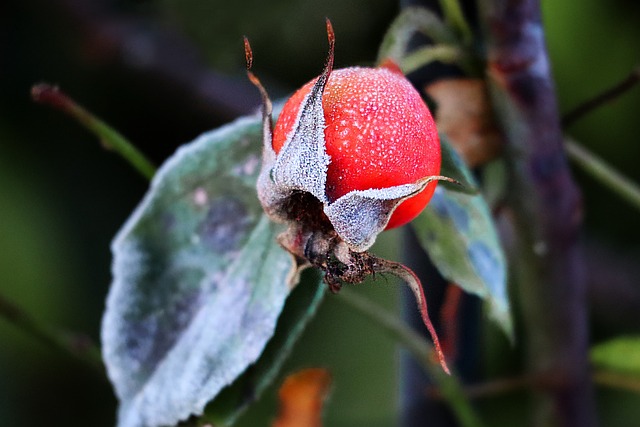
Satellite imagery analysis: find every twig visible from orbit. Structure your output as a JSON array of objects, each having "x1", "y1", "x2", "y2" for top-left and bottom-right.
[
  {"x1": 565, "y1": 138, "x2": 640, "y2": 212},
  {"x1": 337, "y1": 288, "x2": 484, "y2": 427},
  {"x1": 31, "y1": 83, "x2": 157, "y2": 180},
  {"x1": 593, "y1": 370, "x2": 640, "y2": 394},
  {"x1": 0, "y1": 293, "x2": 104, "y2": 372},
  {"x1": 562, "y1": 66, "x2": 640, "y2": 127},
  {"x1": 428, "y1": 370, "x2": 640, "y2": 402},
  {"x1": 428, "y1": 374, "x2": 536, "y2": 400}
]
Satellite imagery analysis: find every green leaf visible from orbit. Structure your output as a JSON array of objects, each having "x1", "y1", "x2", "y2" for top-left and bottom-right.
[
  {"x1": 591, "y1": 336, "x2": 640, "y2": 376},
  {"x1": 439, "y1": 133, "x2": 479, "y2": 194},
  {"x1": 102, "y1": 115, "x2": 305, "y2": 427},
  {"x1": 376, "y1": 6, "x2": 457, "y2": 65},
  {"x1": 411, "y1": 140, "x2": 512, "y2": 339}
]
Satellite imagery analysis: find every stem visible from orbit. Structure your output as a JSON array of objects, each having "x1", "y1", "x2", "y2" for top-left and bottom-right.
[
  {"x1": 562, "y1": 66, "x2": 640, "y2": 127},
  {"x1": 592, "y1": 370, "x2": 640, "y2": 394},
  {"x1": 338, "y1": 288, "x2": 484, "y2": 427},
  {"x1": 565, "y1": 138, "x2": 640, "y2": 212},
  {"x1": 429, "y1": 370, "x2": 640, "y2": 401},
  {"x1": 400, "y1": 45, "x2": 465, "y2": 75},
  {"x1": 478, "y1": 1, "x2": 596, "y2": 426},
  {"x1": 438, "y1": 0, "x2": 474, "y2": 44},
  {"x1": 0, "y1": 293, "x2": 104, "y2": 372},
  {"x1": 31, "y1": 84, "x2": 156, "y2": 180},
  {"x1": 430, "y1": 374, "x2": 538, "y2": 400},
  {"x1": 377, "y1": 6, "x2": 458, "y2": 65}
]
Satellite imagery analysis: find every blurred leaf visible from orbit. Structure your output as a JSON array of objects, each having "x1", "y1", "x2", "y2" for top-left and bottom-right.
[
  {"x1": 591, "y1": 336, "x2": 640, "y2": 376},
  {"x1": 102, "y1": 115, "x2": 304, "y2": 427},
  {"x1": 411, "y1": 142, "x2": 512, "y2": 339},
  {"x1": 376, "y1": 6, "x2": 457, "y2": 65},
  {"x1": 427, "y1": 80, "x2": 503, "y2": 168},
  {"x1": 438, "y1": 134, "x2": 479, "y2": 194},
  {"x1": 272, "y1": 368, "x2": 332, "y2": 427}
]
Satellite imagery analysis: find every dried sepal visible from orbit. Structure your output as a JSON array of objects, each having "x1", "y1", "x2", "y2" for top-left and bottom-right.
[
  {"x1": 325, "y1": 175, "x2": 458, "y2": 252},
  {"x1": 271, "y1": 23, "x2": 334, "y2": 204},
  {"x1": 373, "y1": 258, "x2": 450, "y2": 374},
  {"x1": 244, "y1": 37, "x2": 282, "y2": 222}
]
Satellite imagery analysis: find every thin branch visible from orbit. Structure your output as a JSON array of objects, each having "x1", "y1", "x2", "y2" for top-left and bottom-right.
[
  {"x1": 593, "y1": 370, "x2": 640, "y2": 394},
  {"x1": 31, "y1": 83, "x2": 157, "y2": 180},
  {"x1": 337, "y1": 288, "x2": 485, "y2": 427},
  {"x1": 565, "y1": 137, "x2": 640, "y2": 212},
  {"x1": 429, "y1": 368, "x2": 640, "y2": 401},
  {"x1": 427, "y1": 370, "x2": 640, "y2": 402},
  {"x1": 0, "y1": 293, "x2": 104, "y2": 372},
  {"x1": 562, "y1": 66, "x2": 640, "y2": 127},
  {"x1": 428, "y1": 374, "x2": 536, "y2": 400}
]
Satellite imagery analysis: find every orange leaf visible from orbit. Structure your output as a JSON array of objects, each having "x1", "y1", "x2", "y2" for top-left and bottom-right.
[
  {"x1": 426, "y1": 78, "x2": 503, "y2": 167},
  {"x1": 273, "y1": 368, "x2": 332, "y2": 427}
]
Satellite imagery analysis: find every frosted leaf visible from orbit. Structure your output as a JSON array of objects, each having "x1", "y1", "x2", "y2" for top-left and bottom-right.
[{"x1": 102, "y1": 115, "x2": 321, "y2": 427}]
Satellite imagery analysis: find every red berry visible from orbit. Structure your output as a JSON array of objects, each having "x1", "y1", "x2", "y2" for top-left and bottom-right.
[{"x1": 273, "y1": 63, "x2": 441, "y2": 229}]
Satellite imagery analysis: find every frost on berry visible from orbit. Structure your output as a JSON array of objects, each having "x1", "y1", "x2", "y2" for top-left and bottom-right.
[{"x1": 245, "y1": 20, "x2": 452, "y2": 373}]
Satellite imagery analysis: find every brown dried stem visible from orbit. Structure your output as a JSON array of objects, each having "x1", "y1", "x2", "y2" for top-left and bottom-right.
[{"x1": 373, "y1": 258, "x2": 450, "y2": 374}]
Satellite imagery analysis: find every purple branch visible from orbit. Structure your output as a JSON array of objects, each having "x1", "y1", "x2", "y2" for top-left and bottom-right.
[{"x1": 478, "y1": 1, "x2": 596, "y2": 426}]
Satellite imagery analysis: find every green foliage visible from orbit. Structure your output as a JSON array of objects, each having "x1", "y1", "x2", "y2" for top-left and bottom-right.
[
  {"x1": 412, "y1": 136, "x2": 512, "y2": 339},
  {"x1": 102, "y1": 116, "x2": 309, "y2": 426},
  {"x1": 591, "y1": 336, "x2": 640, "y2": 376},
  {"x1": 102, "y1": 105, "x2": 510, "y2": 425}
]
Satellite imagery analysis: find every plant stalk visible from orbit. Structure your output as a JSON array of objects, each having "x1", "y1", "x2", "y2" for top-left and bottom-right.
[
  {"x1": 338, "y1": 288, "x2": 484, "y2": 427},
  {"x1": 478, "y1": 1, "x2": 596, "y2": 426},
  {"x1": 565, "y1": 138, "x2": 640, "y2": 212},
  {"x1": 31, "y1": 83, "x2": 156, "y2": 180},
  {"x1": 0, "y1": 293, "x2": 103, "y2": 372}
]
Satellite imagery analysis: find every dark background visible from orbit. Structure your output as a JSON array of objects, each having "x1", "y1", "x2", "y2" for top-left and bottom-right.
[{"x1": 1, "y1": 0, "x2": 639, "y2": 426}]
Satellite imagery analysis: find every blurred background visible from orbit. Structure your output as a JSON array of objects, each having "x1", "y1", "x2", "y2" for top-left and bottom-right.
[{"x1": 0, "y1": 0, "x2": 639, "y2": 426}]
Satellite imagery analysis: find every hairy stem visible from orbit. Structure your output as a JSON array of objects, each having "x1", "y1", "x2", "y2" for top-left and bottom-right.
[{"x1": 478, "y1": 1, "x2": 596, "y2": 426}]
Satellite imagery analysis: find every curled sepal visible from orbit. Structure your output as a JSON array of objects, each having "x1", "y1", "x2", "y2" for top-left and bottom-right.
[
  {"x1": 373, "y1": 258, "x2": 450, "y2": 374},
  {"x1": 325, "y1": 176, "x2": 459, "y2": 252},
  {"x1": 249, "y1": 20, "x2": 335, "y2": 225}
]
